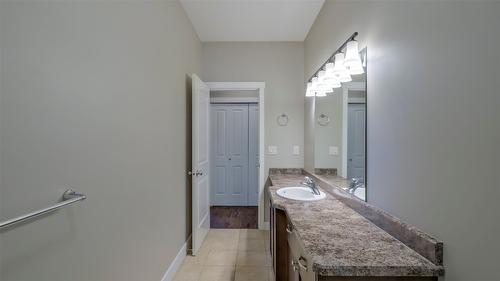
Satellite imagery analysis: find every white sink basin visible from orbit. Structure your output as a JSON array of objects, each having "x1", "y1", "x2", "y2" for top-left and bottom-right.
[{"x1": 276, "y1": 186, "x2": 326, "y2": 201}]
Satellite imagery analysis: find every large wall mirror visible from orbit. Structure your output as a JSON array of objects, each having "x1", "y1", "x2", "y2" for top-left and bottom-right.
[{"x1": 314, "y1": 48, "x2": 367, "y2": 201}]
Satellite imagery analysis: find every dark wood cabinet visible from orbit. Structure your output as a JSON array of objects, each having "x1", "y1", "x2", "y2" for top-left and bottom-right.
[{"x1": 270, "y1": 201, "x2": 289, "y2": 281}]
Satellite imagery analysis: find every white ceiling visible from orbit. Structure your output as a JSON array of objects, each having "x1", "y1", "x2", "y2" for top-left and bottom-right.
[{"x1": 180, "y1": 0, "x2": 325, "y2": 42}]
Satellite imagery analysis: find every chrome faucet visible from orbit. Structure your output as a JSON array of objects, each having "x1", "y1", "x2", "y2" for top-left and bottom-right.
[
  {"x1": 348, "y1": 178, "x2": 363, "y2": 194},
  {"x1": 301, "y1": 176, "x2": 321, "y2": 195}
]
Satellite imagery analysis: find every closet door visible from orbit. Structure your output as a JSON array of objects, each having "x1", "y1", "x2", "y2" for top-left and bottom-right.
[{"x1": 211, "y1": 104, "x2": 249, "y2": 206}]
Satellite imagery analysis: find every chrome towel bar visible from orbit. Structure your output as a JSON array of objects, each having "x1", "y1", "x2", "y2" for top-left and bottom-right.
[{"x1": 0, "y1": 189, "x2": 86, "y2": 229}]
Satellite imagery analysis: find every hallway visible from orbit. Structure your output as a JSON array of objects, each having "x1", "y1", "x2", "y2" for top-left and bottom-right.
[{"x1": 173, "y1": 229, "x2": 273, "y2": 281}]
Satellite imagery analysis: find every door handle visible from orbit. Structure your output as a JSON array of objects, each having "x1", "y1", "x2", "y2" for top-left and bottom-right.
[{"x1": 189, "y1": 170, "x2": 203, "y2": 176}]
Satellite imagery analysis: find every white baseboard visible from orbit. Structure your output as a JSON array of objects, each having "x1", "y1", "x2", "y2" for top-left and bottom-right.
[{"x1": 161, "y1": 235, "x2": 191, "y2": 281}]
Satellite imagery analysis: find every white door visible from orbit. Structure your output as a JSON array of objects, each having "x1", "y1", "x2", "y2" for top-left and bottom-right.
[
  {"x1": 211, "y1": 104, "x2": 249, "y2": 206},
  {"x1": 347, "y1": 103, "x2": 366, "y2": 182},
  {"x1": 192, "y1": 74, "x2": 210, "y2": 255}
]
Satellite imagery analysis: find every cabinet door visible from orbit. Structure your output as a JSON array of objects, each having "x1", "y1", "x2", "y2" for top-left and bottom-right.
[
  {"x1": 298, "y1": 264, "x2": 316, "y2": 281},
  {"x1": 288, "y1": 224, "x2": 316, "y2": 281},
  {"x1": 288, "y1": 245, "x2": 300, "y2": 281}
]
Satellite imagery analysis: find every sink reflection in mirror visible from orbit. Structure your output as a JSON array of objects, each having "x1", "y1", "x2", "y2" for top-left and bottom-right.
[{"x1": 314, "y1": 48, "x2": 367, "y2": 201}]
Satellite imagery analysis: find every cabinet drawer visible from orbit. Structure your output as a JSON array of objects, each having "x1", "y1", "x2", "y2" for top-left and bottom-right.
[{"x1": 287, "y1": 223, "x2": 316, "y2": 281}]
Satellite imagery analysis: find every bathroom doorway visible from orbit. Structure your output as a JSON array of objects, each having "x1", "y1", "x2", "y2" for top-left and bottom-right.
[
  {"x1": 210, "y1": 103, "x2": 258, "y2": 228},
  {"x1": 206, "y1": 82, "x2": 266, "y2": 230}
]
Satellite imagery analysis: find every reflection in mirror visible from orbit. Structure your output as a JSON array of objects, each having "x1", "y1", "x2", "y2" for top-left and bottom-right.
[{"x1": 314, "y1": 48, "x2": 367, "y2": 201}]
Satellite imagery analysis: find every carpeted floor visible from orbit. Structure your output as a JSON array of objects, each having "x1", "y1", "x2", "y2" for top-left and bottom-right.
[{"x1": 210, "y1": 206, "x2": 258, "y2": 229}]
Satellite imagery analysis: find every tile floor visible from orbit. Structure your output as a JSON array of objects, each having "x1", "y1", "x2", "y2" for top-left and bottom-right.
[{"x1": 173, "y1": 229, "x2": 274, "y2": 281}]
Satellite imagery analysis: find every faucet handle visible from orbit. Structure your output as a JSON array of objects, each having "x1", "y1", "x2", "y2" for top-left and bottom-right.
[{"x1": 303, "y1": 176, "x2": 313, "y2": 183}]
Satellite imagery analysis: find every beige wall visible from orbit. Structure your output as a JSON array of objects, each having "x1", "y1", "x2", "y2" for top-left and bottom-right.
[
  {"x1": 0, "y1": 1, "x2": 201, "y2": 281},
  {"x1": 304, "y1": 1, "x2": 500, "y2": 280},
  {"x1": 0, "y1": 11, "x2": 3, "y2": 278},
  {"x1": 202, "y1": 42, "x2": 305, "y2": 175}
]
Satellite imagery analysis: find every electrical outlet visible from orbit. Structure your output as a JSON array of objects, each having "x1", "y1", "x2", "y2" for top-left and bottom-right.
[
  {"x1": 268, "y1": 145, "x2": 278, "y2": 155},
  {"x1": 329, "y1": 146, "x2": 339, "y2": 155}
]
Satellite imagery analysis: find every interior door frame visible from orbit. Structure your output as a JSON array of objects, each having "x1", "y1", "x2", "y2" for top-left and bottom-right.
[{"x1": 205, "y1": 82, "x2": 266, "y2": 229}]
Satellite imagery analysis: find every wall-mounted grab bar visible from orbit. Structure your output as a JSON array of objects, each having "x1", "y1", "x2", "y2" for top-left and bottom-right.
[{"x1": 0, "y1": 189, "x2": 86, "y2": 229}]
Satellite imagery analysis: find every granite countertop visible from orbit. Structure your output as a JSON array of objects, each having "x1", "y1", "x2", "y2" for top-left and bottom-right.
[{"x1": 268, "y1": 173, "x2": 444, "y2": 277}]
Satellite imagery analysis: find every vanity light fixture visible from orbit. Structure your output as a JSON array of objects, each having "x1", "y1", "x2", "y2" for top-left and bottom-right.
[
  {"x1": 344, "y1": 40, "x2": 364, "y2": 75},
  {"x1": 332, "y1": 53, "x2": 352, "y2": 83},
  {"x1": 309, "y1": 77, "x2": 319, "y2": 96},
  {"x1": 316, "y1": 70, "x2": 333, "y2": 94},
  {"x1": 316, "y1": 91, "x2": 327, "y2": 97},
  {"x1": 317, "y1": 70, "x2": 326, "y2": 82},
  {"x1": 306, "y1": 82, "x2": 315, "y2": 97},
  {"x1": 304, "y1": 32, "x2": 363, "y2": 97},
  {"x1": 324, "y1": 63, "x2": 342, "y2": 89}
]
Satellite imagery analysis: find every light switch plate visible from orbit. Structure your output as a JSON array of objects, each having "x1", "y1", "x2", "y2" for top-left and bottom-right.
[
  {"x1": 268, "y1": 145, "x2": 278, "y2": 155},
  {"x1": 292, "y1": 145, "x2": 300, "y2": 155},
  {"x1": 329, "y1": 146, "x2": 339, "y2": 155}
]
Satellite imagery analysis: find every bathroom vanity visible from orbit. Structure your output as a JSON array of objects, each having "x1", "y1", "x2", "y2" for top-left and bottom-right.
[{"x1": 267, "y1": 169, "x2": 444, "y2": 281}]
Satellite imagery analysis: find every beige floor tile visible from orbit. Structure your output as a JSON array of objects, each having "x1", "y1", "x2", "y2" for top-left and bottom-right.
[
  {"x1": 173, "y1": 263, "x2": 202, "y2": 281},
  {"x1": 183, "y1": 254, "x2": 205, "y2": 266},
  {"x1": 199, "y1": 266, "x2": 235, "y2": 281},
  {"x1": 208, "y1": 237, "x2": 239, "y2": 251},
  {"x1": 207, "y1": 229, "x2": 240, "y2": 240},
  {"x1": 206, "y1": 229, "x2": 240, "y2": 251},
  {"x1": 239, "y1": 229, "x2": 267, "y2": 240},
  {"x1": 205, "y1": 250, "x2": 238, "y2": 266},
  {"x1": 238, "y1": 237, "x2": 266, "y2": 252},
  {"x1": 234, "y1": 266, "x2": 271, "y2": 281},
  {"x1": 184, "y1": 244, "x2": 210, "y2": 265},
  {"x1": 182, "y1": 228, "x2": 273, "y2": 277},
  {"x1": 236, "y1": 251, "x2": 272, "y2": 267}
]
